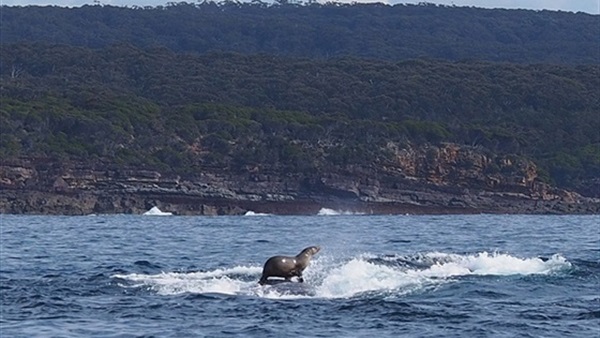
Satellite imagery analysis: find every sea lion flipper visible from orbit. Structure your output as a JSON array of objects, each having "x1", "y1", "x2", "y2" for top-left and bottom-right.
[{"x1": 258, "y1": 275, "x2": 267, "y2": 285}]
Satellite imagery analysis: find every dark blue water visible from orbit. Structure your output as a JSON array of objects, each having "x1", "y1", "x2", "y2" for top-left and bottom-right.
[{"x1": 1, "y1": 212, "x2": 599, "y2": 337}]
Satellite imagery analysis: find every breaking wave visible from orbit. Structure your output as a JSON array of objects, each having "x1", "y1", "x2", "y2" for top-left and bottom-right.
[
  {"x1": 143, "y1": 206, "x2": 173, "y2": 216},
  {"x1": 244, "y1": 211, "x2": 272, "y2": 216},
  {"x1": 112, "y1": 252, "x2": 571, "y2": 300},
  {"x1": 317, "y1": 208, "x2": 365, "y2": 216}
]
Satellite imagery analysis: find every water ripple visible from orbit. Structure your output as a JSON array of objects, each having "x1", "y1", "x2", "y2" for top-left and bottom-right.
[{"x1": 1, "y1": 214, "x2": 598, "y2": 337}]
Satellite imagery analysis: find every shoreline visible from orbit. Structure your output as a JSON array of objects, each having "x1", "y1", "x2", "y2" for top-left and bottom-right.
[
  {"x1": 2, "y1": 156, "x2": 599, "y2": 216},
  {"x1": 2, "y1": 191, "x2": 598, "y2": 216}
]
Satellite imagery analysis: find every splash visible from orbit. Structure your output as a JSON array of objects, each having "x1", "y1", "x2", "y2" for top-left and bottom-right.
[
  {"x1": 113, "y1": 266, "x2": 261, "y2": 295},
  {"x1": 244, "y1": 211, "x2": 271, "y2": 216},
  {"x1": 143, "y1": 206, "x2": 173, "y2": 216},
  {"x1": 317, "y1": 258, "x2": 429, "y2": 298},
  {"x1": 112, "y1": 252, "x2": 571, "y2": 299},
  {"x1": 419, "y1": 252, "x2": 571, "y2": 277},
  {"x1": 317, "y1": 208, "x2": 365, "y2": 216}
]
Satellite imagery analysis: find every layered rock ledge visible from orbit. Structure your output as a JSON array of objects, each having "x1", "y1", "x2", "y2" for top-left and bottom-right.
[{"x1": 1, "y1": 144, "x2": 598, "y2": 215}]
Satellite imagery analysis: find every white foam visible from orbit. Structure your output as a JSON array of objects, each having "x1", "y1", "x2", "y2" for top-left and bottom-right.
[
  {"x1": 317, "y1": 258, "x2": 428, "y2": 298},
  {"x1": 418, "y1": 252, "x2": 571, "y2": 277},
  {"x1": 244, "y1": 211, "x2": 271, "y2": 216},
  {"x1": 113, "y1": 266, "x2": 261, "y2": 295},
  {"x1": 111, "y1": 252, "x2": 571, "y2": 299},
  {"x1": 143, "y1": 206, "x2": 173, "y2": 216},
  {"x1": 317, "y1": 208, "x2": 365, "y2": 216}
]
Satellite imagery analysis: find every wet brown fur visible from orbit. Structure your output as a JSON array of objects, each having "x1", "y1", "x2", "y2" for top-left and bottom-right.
[{"x1": 258, "y1": 246, "x2": 320, "y2": 285}]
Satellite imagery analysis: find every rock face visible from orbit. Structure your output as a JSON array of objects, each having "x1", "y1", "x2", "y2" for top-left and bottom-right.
[{"x1": 1, "y1": 143, "x2": 598, "y2": 215}]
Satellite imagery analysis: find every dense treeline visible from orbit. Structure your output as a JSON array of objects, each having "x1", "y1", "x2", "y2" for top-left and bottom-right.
[
  {"x1": 1, "y1": 2, "x2": 598, "y2": 64},
  {"x1": 1, "y1": 44, "x2": 599, "y2": 194}
]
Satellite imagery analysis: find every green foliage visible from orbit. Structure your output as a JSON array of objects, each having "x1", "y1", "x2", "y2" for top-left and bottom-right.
[
  {"x1": 0, "y1": 135, "x2": 21, "y2": 157},
  {"x1": 547, "y1": 152, "x2": 581, "y2": 186},
  {"x1": 152, "y1": 146, "x2": 187, "y2": 170},
  {"x1": 203, "y1": 133, "x2": 231, "y2": 154},
  {"x1": 542, "y1": 145, "x2": 600, "y2": 187},
  {"x1": 1, "y1": 3, "x2": 598, "y2": 64},
  {"x1": 0, "y1": 43, "x2": 598, "y2": 192},
  {"x1": 402, "y1": 120, "x2": 451, "y2": 143}
]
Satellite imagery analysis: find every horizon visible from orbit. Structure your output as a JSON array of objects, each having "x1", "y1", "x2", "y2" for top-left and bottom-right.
[{"x1": 1, "y1": 0, "x2": 598, "y2": 14}]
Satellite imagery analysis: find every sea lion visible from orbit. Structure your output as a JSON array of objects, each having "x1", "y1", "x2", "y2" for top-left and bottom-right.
[{"x1": 258, "y1": 246, "x2": 320, "y2": 285}]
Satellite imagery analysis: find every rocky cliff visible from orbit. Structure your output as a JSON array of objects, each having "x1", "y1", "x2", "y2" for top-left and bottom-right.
[{"x1": 1, "y1": 143, "x2": 598, "y2": 215}]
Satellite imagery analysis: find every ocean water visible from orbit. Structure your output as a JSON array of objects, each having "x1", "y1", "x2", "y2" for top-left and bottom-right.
[{"x1": 1, "y1": 212, "x2": 598, "y2": 337}]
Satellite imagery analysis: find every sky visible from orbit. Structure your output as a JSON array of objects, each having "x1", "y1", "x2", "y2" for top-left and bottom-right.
[{"x1": 0, "y1": 0, "x2": 598, "y2": 14}]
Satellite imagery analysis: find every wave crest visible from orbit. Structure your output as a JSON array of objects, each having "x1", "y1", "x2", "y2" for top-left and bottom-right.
[{"x1": 111, "y1": 252, "x2": 571, "y2": 299}]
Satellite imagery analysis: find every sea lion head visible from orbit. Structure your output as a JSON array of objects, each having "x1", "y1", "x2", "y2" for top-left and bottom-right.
[{"x1": 299, "y1": 246, "x2": 320, "y2": 257}]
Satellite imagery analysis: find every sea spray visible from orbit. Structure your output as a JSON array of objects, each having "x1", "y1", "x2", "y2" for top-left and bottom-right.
[
  {"x1": 112, "y1": 252, "x2": 571, "y2": 299},
  {"x1": 317, "y1": 208, "x2": 365, "y2": 216}
]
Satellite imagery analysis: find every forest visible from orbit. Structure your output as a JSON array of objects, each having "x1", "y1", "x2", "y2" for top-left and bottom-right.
[
  {"x1": 1, "y1": 43, "x2": 599, "y2": 195},
  {"x1": 1, "y1": 2, "x2": 598, "y2": 64}
]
